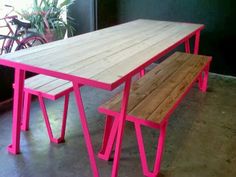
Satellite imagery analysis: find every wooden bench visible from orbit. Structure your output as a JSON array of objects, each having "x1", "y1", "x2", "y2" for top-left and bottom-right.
[
  {"x1": 97, "y1": 52, "x2": 212, "y2": 177},
  {"x1": 19, "y1": 75, "x2": 73, "y2": 143}
]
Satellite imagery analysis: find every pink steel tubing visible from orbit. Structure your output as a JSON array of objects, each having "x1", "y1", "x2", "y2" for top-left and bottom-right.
[
  {"x1": 185, "y1": 30, "x2": 201, "y2": 54},
  {"x1": 185, "y1": 39, "x2": 190, "y2": 53},
  {"x1": 60, "y1": 94, "x2": 70, "y2": 141},
  {"x1": 152, "y1": 121, "x2": 167, "y2": 176},
  {"x1": 72, "y1": 82, "x2": 100, "y2": 177},
  {"x1": 38, "y1": 94, "x2": 69, "y2": 143},
  {"x1": 194, "y1": 30, "x2": 201, "y2": 54},
  {"x1": 99, "y1": 115, "x2": 114, "y2": 156},
  {"x1": 98, "y1": 115, "x2": 119, "y2": 161},
  {"x1": 199, "y1": 64, "x2": 210, "y2": 92},
  {"x1": 111, "y1": 78, "x2": 131, "y2": 177},
  {"x1": 135, "y1": 122, "x2": 168, "y2": 177},
  {"x1": 134, "y1": 123, "x2": 149, "y2": 176},
  {"x1": 193, "y1": 30, "x2": 205, "y2": 90},
  {"x1": 8, "y1": 69, "x2": 25, "y2": 154},
  {"x1": 21, "y1": 92, "x2": 32, "y2": 131}
]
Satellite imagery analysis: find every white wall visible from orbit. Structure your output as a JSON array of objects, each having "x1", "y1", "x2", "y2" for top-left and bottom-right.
[{"x1": 0, "y1": 0, "x2": 32, "y2": 16}]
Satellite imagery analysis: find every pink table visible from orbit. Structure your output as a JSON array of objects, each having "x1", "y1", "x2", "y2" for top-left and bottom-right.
[{"x1": 0, "y1": 19, "x2": 204, "y2": 177}]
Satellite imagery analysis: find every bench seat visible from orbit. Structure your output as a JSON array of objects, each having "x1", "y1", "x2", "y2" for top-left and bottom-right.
[
  {"x1": 20, "y1": 75, "x2": 73, "y2": 143},
  {"x1": 24, "y1": 75, "x2": 73, "y2": 100},
  {"x1": 99, "y1": 52, "x2": 211, "y2": 126},
  {"x1": 98, "y1": 52, "x2": 211, "y2": 177}
]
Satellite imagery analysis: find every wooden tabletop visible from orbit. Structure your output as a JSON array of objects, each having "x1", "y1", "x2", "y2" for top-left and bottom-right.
[{"x1": 0, "y1": 19, "x2": 204, "y2": 90}]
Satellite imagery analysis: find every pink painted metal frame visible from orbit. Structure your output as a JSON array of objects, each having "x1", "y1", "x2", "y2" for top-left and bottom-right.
[
  {"x1": 72, "y1": 82, "x2": 100, "y2": 177},
  {"x1": 97, "y1": 31, "x2": 209, "y2": 177},
  {"x1": 21, "y1": 91, "x2": 70, "y2": 143},
  {"x1": 13, "y1": 84, "x2": 73, "y2": 143},
  {"x1": 0, "y1": 24, "x2": 204, "y2": 177},
  {"x1": 97, "y1": 60, "x2": 211, "y2": 176}
]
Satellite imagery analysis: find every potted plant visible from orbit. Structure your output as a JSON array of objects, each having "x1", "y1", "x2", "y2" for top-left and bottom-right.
[{"x1": 21, "y1": 0, "x2": 75, "y2": 42}]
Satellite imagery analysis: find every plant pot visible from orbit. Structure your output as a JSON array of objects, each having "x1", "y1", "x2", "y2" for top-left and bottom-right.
[{"x1": 44, "y1": 28, "x2": 66, "y2": 42}]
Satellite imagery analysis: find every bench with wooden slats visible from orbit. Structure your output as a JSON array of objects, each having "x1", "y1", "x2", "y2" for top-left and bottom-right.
[
  {"x1": 20, "y1": 74, "x2": 73, "y2": 144},
  {"x1": 97, "y1": 52, "x2": 212, "y2": 177}
]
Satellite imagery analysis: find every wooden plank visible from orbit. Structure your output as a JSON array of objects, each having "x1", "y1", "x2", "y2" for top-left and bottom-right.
[
  {"x1": 91, "y1": 25, "x2": 200, "y2": 84},
  {"x1": 14, "y1": 22, "x2": 175, "y2": 82},
  {"x1": 129, "y1": 54, "x2": 206, "y2": 120},
  {"x1": 34, "y1": 79, "x2": 70, "y2": 93},
  {"x1": 60, "y1": 23, "x2": 197, "y2": 77},
  {"x1": 7, "y1": 22, "x2": 159, "y2": 62},
  {"x1": 147, "y1": 55, "x2": 209, "y2": 123},
  {"x1": 25, "y1": 75, "x2": 58, "y2": 89},
  {"x1": 2, "y1": 19, "x2": 154, "y2": 59},
  {"x1": 68, "y1": 24, "x2": 182, "y2": 79},
  {"x1": 0, "y1": 20, "x2": 204, "y2": 87},
  {"x1": 47, "y1": 82, "x2": 72, "y2": 95},
  {"x1": 101, "y1": 52, "x2": 190, "y2": 112},
  {"x1": 24, "y1": 74, "x2": 70, "y2": 94},
  {"x1": 2, "y1": 20, "x2": 167, "y2": 61},
  {"x1": 100, "y1": 53, "x2": 210, "y2": 124},
  {"x1": 24, "y1": 22, "x2": 174, "y2": 68}
]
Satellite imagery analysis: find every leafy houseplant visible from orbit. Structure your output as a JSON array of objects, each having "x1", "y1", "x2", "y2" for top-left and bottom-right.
[{"x1": 21, "y1": 0, "x2": 75, "y2": 41}]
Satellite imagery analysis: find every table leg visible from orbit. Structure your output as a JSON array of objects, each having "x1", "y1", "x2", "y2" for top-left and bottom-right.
[
  {"x1": 184, "y1": 39, "x2": 190, "y2": 53},
  {"x1": 73, "y1": 82, "x2": 100, "y2": 177},
  {"x1": 8, "y1": 69, "x2": 25, "y2": 154},
  {"x1": 194, "y1": 30, "x2": 201, "y2": 54},
  {"x1": 111, "y1": 79, "x2": 131, "y2": 177}
]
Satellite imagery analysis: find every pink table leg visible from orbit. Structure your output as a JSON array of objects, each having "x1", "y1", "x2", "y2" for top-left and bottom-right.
[
  {"x1": 194, "y1": 30, "x2": 201, "y2": 54},
  {"x1": 193, "y1": 30, "x2": 203, "y2": 89},
  {"x1": 21, "y1": 92, "x2": 32, "y2": 131},
  {"x1": 185, "y1": 39, "x2": 190, "y2": 53},
  {"x1": 8, "y1": 69, "x2": 25, "y2": 154},
  {"x1": 111, "y1": 78, "x2": 131, "y2": 177},
  {"x1": 73, "y1": 82, "x2": 100, "y2": 177}
]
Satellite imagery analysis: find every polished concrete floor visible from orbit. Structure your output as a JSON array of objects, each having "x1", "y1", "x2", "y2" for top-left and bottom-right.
[{"x1": 0, "y1": 74, "x2": 235, "y2": 177}]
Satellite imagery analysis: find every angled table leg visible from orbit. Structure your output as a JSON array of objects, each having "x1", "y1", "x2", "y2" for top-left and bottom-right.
[
  {"x1": 111, "y1": 78, "x2": 131, "y2": 177},
  {"x1": 73, "y1": 82, "x2": 100, "y2": 177},
  {"x1": 8, "y1": 69, "x2": 25, "y2": 154},
  {"x1": 194, "y1": 30, "x2": 201, "y2": 54},
  {"x1": 21, "y1": 92, "x2": 32, "y2": 131},
  {"x1": 193, "y1": 30, "x2": 203, "y2": 88},
  {"x1": 185, "y1": 39, "x2": 190, "y2": 53}
]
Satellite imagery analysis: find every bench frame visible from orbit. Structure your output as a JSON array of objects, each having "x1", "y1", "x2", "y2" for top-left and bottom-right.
[
  {"x1": 20, "y1": 85, "x2": 73, "y2": 144},
  {"x1": 98, "y1": 51, "x2": 211, "y2": 177}
]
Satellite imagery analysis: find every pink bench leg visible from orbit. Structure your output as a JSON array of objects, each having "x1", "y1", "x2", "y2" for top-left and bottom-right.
[
  {"x1": 135, "y1": 121, "x2": 168, "y2": 177},
  {"x1": 73, "y1": 82, "x2": 99, "y2": 177},
  {"x1": 38, "y1": 94, "x2": 70, "y2": 144},
  {"x1": 98, "y1": 115, "x2": 119, "y2": 161},
  {"x1": 21, "y1": 92, "x2": 32, "y2": 131},
  {"x1": 60, "y1": 94, "x2": 70, "y2": 141},
  {"x1": 8, "y1": 69, "x2": 25, "y2": 154},
  {"x1": 198, "y1": 64, "x2": 210, "y2": 92}
]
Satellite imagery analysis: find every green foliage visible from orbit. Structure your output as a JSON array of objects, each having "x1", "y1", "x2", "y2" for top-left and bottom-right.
[{"x1": 21, "y1": 0, "x2": 75, "y2": 37}]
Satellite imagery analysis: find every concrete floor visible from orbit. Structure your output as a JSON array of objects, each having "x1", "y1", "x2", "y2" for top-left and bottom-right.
[{"x1": 0, "y1": 74, "x2": 235, "y2": 177}]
